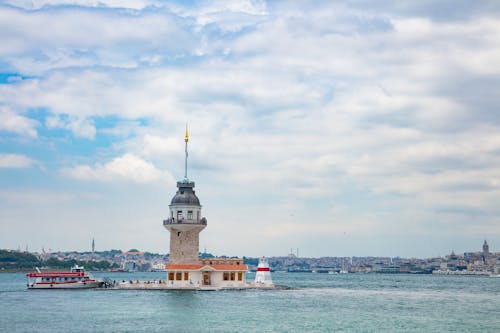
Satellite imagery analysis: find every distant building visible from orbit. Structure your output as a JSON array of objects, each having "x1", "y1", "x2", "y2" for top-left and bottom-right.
[
  {"x1": 122, "y1": 261, "x2": 137, "y2": 272},
  {"x1": 483, "y1": 239, "x2": 489, "y2": 259}
]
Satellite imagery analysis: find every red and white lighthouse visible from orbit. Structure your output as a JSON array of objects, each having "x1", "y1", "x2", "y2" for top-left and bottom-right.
[{"x1": 254, "y1": 257, "x2": 273, "y2": 285}]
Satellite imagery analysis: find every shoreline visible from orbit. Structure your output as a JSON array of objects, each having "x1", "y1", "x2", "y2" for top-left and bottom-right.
[{"x1": 107, "y1": 281, "x2": 287, "y2": 291}]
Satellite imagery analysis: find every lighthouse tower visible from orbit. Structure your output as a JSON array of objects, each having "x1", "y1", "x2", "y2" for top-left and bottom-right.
[
  {"x1": 254, "y1": 257, "x2": 273, "y2": 285},
  {"x1": 163, "y1": 127, "x2": 207, "y2": 264},
  {"x1": 163, "y1": 127, "x2": 247, "y2": 289}
]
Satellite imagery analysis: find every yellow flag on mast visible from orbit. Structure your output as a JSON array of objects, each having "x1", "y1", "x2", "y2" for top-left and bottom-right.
[{"x1": 185, "y1": 124, "x2": 189, "y2": 142}]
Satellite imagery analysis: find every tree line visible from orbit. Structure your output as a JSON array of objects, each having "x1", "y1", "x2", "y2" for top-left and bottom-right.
[{"x1": 0, "y1": 249, "x2": 118, "y2": 271}]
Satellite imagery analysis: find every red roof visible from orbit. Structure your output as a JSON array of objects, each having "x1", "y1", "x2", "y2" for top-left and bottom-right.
[
  {"x1": 165, "y1": 264, "x2": 248, "y2": 271},
  {"x1": 210, "y1": 264, "x2": 247, "y2": 271},
  {"x1": 165, "y1": 264, "x2": 204, "y2": 270}
]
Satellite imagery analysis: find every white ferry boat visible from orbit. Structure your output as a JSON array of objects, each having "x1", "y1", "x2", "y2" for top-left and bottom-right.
[{"x1": 26, "y1": 265, "x2": 104, "y2": 289}]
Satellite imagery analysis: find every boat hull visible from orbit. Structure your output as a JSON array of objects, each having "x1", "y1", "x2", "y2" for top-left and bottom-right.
[{"x1": 28, "y1": 281, "x2": 103, "y2": 289}]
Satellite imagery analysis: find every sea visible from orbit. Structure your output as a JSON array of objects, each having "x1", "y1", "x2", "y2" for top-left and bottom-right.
[{"x1": 1, "y1": 271, "x2": 499, "y2": 332}]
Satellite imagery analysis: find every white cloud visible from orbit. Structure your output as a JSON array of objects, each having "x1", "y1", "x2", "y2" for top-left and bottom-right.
[
  {"x1": 62, "y1": 153, "x2": 172, "y2": 184},
  {"x1": 46, "y1": 115, "x2": 96, "y2": 139},
  {"x1": 1, "y1": 1, "x2": 500, "y2": 255},
  {"x1": 176, "y1": 0, "x2": 268, "y2": 33},
  {"x1": 0, "y1": 5, "x2": 196, "y2": 74},
  {"x1": 0, "y1": 154, "x2": 36, "y2": 168},
  {"x1": 5, "y1": 0, "x2": 158, "y2": 10},
  {"x1": 0, "y1": 106, "x2": 37, "y2": 137}
]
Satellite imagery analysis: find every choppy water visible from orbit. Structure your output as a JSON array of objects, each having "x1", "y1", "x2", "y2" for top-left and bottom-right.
[{"x1": 1, "y1": 272, "x2": 499, "y2": 332}]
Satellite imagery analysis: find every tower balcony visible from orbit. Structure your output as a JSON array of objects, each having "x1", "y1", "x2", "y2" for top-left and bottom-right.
[{"x1": 163, "y1": 217, "x2": 207, "y2": 226}]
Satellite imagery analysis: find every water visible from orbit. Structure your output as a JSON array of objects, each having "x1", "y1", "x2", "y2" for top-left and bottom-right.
[{"x1": 1, "y1": 272, "x2": 499, "y2": 332}]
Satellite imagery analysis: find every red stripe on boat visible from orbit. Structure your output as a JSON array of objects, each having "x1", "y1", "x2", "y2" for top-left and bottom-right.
[
  {"x1": 35, "y1": 281, "x2": 79, "y2": 285},
  {"x1": 257, "y1": 267, "x2": 270, "y2": 271},
  {"x1": 26, "y1": 272, "x2": 85, "y2": 277}
]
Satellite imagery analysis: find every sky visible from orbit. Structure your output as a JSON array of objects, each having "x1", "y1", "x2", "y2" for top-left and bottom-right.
[{"x1": 1, "y1": 0, "x2": 500, "y2": 258}]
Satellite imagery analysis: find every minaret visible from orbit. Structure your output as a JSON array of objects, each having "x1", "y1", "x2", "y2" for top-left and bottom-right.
[
  {"x1": 163, "y1": 126, "x2": 207, "y2": 264},
  {"x1": 92, "y1": 238, "x2": 95, "y2": 253}
]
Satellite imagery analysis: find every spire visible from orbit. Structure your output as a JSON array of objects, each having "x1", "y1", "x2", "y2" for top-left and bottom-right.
[{"x1": 184, "y1": 124, "x2": 189, "y2": 181}]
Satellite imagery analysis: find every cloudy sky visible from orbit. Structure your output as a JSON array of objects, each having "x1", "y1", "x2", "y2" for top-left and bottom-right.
[{"x1": 1, "y1": 0, "x2": 500, "y2": 257}]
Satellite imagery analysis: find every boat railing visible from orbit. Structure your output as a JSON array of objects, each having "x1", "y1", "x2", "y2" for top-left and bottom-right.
[{"x1": 163, "y1": 217, "x2": 207, "y2": 226}]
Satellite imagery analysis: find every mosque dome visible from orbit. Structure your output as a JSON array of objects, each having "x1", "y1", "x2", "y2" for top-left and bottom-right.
[{"x1": 170, "y1": 181, "x2": 201, "y2": 206}]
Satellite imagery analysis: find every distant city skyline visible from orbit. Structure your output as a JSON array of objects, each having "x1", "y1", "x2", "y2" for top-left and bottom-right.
[
  {"x1": 1, "y1": 1, "x2": 500, "y2": 257},
  {"x1": 6, "y1": 238, "x2": 498, "y2": 259}
]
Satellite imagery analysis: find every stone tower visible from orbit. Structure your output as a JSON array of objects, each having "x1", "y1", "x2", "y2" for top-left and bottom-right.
[
  {"x1": 163, "y1": 127, "x2": 207, "y2": 264},
  {"x1": 483, "y1": 239, "x2": 489, "y2": 258}
]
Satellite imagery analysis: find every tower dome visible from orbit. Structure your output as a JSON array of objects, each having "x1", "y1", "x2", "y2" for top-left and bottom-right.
[{"x1": 170, "y1": 181, "x2": 200, "y2": 206}]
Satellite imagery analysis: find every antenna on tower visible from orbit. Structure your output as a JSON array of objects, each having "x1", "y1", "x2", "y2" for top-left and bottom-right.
[{"x1": 184, "y1": 123, "x2": 189, "y2": 182}]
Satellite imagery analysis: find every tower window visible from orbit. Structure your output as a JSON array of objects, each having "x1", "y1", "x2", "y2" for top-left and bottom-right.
[
  {"x1": 238, "y1": 272, "x2": 243, "y2": 281},
  {"x1": 177, "y1": 211, "x2": 182, "y2": 220},
  {"x1": 177, "y1": 232, "x2": 181, "y2": 237},
  {"x1": 187, "y1": 211, "x2": 193, "y2": 219},
  {"x1": 176, "y1": 272, "x2": 182, "y2": 280}
]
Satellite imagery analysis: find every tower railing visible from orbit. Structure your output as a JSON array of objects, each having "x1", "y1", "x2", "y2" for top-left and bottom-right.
[{"x1": 163, "y1": 217, "x2": 207, "y2": 226}]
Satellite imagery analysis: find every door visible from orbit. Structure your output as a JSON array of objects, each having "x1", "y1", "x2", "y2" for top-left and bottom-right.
[{"x1": 203, "y1": 272, "x2": 211, "y2": 285}]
